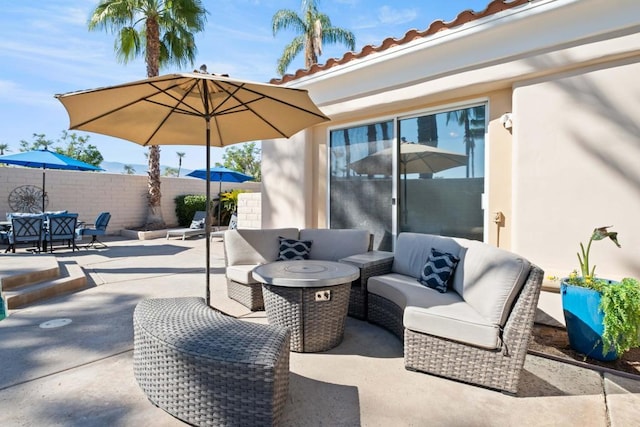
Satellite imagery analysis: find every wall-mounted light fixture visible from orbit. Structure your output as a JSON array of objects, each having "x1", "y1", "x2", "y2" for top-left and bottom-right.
[{"x1": 500, "y1": 113, "x2": 513, "y2": 130}]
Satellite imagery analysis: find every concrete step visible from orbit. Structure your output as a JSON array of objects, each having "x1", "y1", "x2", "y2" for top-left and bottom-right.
[
  {"x1": 1, "y1": 255, "x2": 60, "y2": 291},
  {"x1": 4, "y1": 261, "x2": 87, "y2": 309}
]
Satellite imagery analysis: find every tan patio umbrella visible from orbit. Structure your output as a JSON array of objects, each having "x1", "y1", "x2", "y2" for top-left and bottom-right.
[
  {"x1": 350, "y1": 142, "x2": 467, "y2": 176},
  {"x1": 55, "y1": 71, "x2": 330, "y2": 305},
  {"x1": 350, "y1": 142, "x2": 467, "y2": 222}
]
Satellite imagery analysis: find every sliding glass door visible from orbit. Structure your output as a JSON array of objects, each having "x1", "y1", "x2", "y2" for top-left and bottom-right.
[
  {"x1": 329, "y1": 103, "x2": 486, "y2": 249},
  {"x1": 397, "y1": 105, "x2": 486, "y2": 240},
  {"x1": 329, "y1": 120, "x2": 394, "y2": 251}
]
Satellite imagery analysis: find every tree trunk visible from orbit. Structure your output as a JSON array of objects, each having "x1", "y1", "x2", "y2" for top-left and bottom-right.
[
  {"x1": 144, "y1": 16, "x2": 165, "y2": 229},
  {"x1": 417, "y1": 115, "x2": 438, "y2": 179}
]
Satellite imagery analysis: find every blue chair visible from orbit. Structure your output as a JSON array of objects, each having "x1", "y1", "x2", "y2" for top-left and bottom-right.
[
  {"x1": 6, "y1": 214, "x2": 45, "y2": 253},
  {"x1": 45, "y1": 213, "x2": 79, "y2": 252},
  {"x1": 77, "y1": 212, "x2": 111, "y2": 249}
]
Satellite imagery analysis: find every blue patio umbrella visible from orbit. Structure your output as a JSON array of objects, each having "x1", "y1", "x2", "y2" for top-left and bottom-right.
[
  {"x1": 0, "y1": 149, "x2": 103, "y2": 212},
  {"x1": 187, "y1": 167, "x2": 253, "y2": 226}
]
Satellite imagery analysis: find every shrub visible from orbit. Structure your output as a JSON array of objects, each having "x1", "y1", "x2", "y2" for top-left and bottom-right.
[{"x1": 174, "y1": 194, "x2": 207, "y2": 226}]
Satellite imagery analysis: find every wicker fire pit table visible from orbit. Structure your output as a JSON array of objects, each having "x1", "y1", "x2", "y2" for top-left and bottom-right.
[{"x1": 253, "y1": 260, "x2": 360, "y2": 353}]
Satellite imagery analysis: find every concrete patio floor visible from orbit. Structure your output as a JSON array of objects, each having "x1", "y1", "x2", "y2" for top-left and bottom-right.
[{"x1": 1, "y1": 236, "x2": 640, "y2": 426}]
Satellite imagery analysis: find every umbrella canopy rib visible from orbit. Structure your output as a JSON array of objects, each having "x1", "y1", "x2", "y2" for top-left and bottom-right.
[{"x1": 142, "y1": 81, "x2": 201, "y2": 146}]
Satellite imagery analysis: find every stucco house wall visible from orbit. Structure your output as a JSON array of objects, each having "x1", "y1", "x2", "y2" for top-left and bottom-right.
[
  {"x1": 512, "y1": 59, "x2": 640, "y2": 279},
  {"x1": 261, "y1": 0, "x2": 640, "y2": 280}
]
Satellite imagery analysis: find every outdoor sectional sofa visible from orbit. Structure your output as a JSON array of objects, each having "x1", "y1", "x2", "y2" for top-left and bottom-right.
[
  {"x1": 223, "y1": 228, "x2": 392, "y2": 315},
  {"x1": 366, "y1": 232, "x2": 544, "y2": 394}
]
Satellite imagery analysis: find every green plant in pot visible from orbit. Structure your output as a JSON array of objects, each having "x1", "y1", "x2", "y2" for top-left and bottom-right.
[{"x1": 560, "y1": 226, "x2": 640, "y2": 361}]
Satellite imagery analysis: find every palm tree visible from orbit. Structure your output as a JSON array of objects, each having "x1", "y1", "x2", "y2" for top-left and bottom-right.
[
  {"x1": 123, "y1": 164, "x2": 136, "y2": 175},
  {"x1": 0, "y1": 143, "x2": 9, "y2": 155},
  {"x1": 176, "y1": 151, "x2": 185, "y2": 177},
  {"x1": 272, "y1": 0, "x2": 355, "y2": 76},
  {"x1": 89, "y1": 0, "x2": 208, "y2": 229},
  {"x1": 446, "y1": 107, "x2": 485, "y2": 178}
]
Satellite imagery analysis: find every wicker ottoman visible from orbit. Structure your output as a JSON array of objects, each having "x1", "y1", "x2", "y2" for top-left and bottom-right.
[{"x1": 133, "y1": 297, "x2": 290, "y2": 427}]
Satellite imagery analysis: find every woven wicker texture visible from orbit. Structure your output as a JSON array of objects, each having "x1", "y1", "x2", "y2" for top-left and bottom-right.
[
  {"x1": 347, "y1": 258, "x2": 394, "y2": 319},
  {"x1": 367, "y1": 293, "x2": 405, "y2": 341},
  {"x1": 133, "y1": 297, "x2": 290, "y2": 426},
  {"x1": 262, "y1": 283, "x2": 350, "y2": 352},
  {"x1": 368, "y1": 266, "x2": 544, "y2": 394},
  {"x1": 227, "y1": 278, "x2": 264, "y2": 311}
]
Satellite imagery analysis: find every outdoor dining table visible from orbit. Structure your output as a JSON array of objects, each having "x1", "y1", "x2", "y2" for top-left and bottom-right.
[{"x1": 252, "y1": 260, "x2": 360, "y2": 353}]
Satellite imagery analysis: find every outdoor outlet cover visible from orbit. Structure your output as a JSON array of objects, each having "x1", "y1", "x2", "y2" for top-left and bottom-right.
[{"x1": 315, "y1": 290, "x2": 331, "y2": 301}]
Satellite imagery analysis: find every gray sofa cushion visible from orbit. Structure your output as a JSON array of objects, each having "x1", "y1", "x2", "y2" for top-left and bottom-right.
[
  {"x1": 391, "y1": 233, "x2": 463, "y2": 279},
  {"x1": 299, "y1": 229, "x2": 370, "y2": 261},
  {"x1": 450, "y1": 240, "x2": 531, "y2": 326},
  {"x1": 225, "y1": 228, "x2": 299, "y2": 266},
  {"x1": 368, "y1": 273, "x2": 501, "y2": 349},
  {"x1": 226, "y1": 264, "x2": 260, "y2": 285},
  {"x1": 391, "y1": 233, "x2": 531, "y2": 327}
]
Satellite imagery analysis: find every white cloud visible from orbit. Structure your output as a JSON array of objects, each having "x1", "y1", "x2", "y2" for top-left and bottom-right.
[
  {"x1": 0, "y1": 80, "x2": 58, "y2": 108},
  {"x1": 377, "y1": 6, "x2": 418, "y2": 25}
]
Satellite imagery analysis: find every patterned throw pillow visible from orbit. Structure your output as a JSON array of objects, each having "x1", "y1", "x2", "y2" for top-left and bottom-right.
[
  {"x1": 190, "y1": 219, "x2": 205, "y2": 229},
  {"x1": 418, "y1": 248, "x2": 460, "y2": 293},
  {"x1": 278, "y1": 237, "x2": 313, "y2": 261}
]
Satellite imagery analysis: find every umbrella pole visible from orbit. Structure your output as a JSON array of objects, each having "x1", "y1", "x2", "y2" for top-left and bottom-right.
[
  {"x1": 217, "y1": 179, "x2": 222, "y2": 227},
  {"x1": 205, "y1": 121, "x2": 211, "y2": 306},
  {"x1": 42, "y1": 168, "x2": 46, "y2": 213}
]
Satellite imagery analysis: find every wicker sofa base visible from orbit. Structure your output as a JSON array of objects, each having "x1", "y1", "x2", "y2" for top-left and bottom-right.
[
  {"x1": 345, "y1": 257, "x2": 394, "y2": 320},
  {"x1": 133, "y1": 297, "x2": 290, "y2": 426},
  {"x1": 367, "y1": 293, "x2": 405, "y2": 341},
  {"x1": 348, "y1": 285, "x2": 367, "y2": 319},
  {"x1": 227, "y1": 278, "x2": 264, "y2": 311},
  {"x1": 366, "y1": 266, "x2": 544, "y2": 394}
]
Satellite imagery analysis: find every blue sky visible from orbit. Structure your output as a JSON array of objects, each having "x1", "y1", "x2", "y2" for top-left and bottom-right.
[{"x1": 0, "y1": 0, "x2": 490, "y2": 172}]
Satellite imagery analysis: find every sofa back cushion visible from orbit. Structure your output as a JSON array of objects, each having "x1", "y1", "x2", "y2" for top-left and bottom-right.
[
  {"x1": 392, "y1": 232, "x2": 531, "y2": 326},
  {"x1": 392, "y1": 233, "x2": 463, "y2": 279},
  {"x1": 225, "y1": 228, "x2": 299, "y2": 266},
  {"x1": 299, "y1": 229, "x2": 370, "y2": 261},
  {"x1": 450, "y1": 240, "x2": 531, "y2": 326}
]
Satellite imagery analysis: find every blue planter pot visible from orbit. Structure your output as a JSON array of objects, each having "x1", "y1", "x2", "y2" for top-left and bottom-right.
[{"x1": 561, "y1": 281, "x2": 618, "y2": 361}]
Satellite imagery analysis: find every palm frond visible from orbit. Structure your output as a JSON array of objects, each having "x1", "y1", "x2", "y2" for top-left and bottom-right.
[
  {"x1": 277, "y1": 35, "x2": 305, "y2": 76},
  {"x1": 272, "y1": 9, "x2": 306, "y2": 36},
  {"x1": 322, "y1": 27, "x2": 355, "y2": 51}
]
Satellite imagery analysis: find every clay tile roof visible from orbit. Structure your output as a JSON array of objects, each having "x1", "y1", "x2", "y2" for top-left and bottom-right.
[{"x1": 269, "y1": 0, "x2": 534, "y2": 85}]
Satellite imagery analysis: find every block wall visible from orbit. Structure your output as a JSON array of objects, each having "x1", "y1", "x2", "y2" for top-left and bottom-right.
[
  {"x1": 0, "y1": 167, "x2": 260, "y2": 234},
  {"x1": 237, "y1": 192, "x2": 262, "y2": 229}
]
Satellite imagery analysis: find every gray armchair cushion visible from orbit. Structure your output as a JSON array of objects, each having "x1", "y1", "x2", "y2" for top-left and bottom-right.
[
  {"x1": 450, "y1": 239, "x2": 531, "y2": 326},
  {"x1": 299, "y1": 228, "x2": 370, "y2": 261},
  {"x1": 225, "y1": 228, "x2": 298, "y2": 266},
  {"x1": 227, "y1": 264, "x2": 261, "y2": 284},
  {"x1": 368, "y1": 273, "x2": 500, "y2": 349},
  {"x1": 391, "y1": 233, "x2": 463, "y2": 279},
  {"x1": 390, "y1": 232, "x2": 531, "y2": 329}
]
